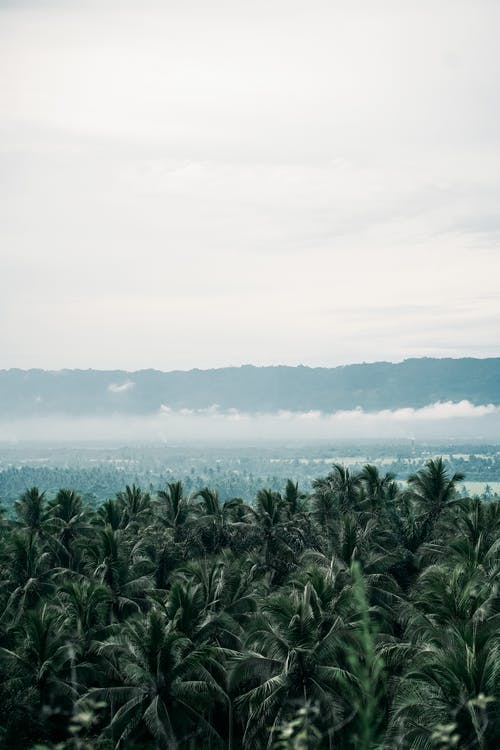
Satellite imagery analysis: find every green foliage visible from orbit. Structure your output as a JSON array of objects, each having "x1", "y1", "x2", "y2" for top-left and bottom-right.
[
  {"x1": 273, "y1": 704, "x2": 321, "y2": 750},
  {"x1": 0, "y1": 458, "x2": 498, "y2": 749}
]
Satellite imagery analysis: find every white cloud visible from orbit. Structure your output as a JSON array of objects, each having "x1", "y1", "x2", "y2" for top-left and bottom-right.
[
  {"x1": 108, "y1": 381, "x2": 135, "y2": 393},
  {"x1": 2, "y1": 399, "x2": 500, "y2": 443},
  {"x1": 160, "y1": 404, "x2": 220, "y2": 416},
  {"x1": 381, "y1": 401, "x2": 499, "y2": 421},
  {"x1": 2, "y1": 400, "x2": 500, "y2": 442}
]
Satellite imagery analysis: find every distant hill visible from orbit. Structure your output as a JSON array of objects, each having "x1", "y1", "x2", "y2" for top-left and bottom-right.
[{"x1": 1, "y1": 358, "x2": 499, "y2": 417}]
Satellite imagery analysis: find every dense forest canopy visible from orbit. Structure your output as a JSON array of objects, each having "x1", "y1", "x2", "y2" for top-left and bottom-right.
[
  {"x1": 1, "y1": 440, "x2": 499, "y2": 507},
  {"x1": 0, "y1": 458, "x2": 498, "y2": 749}
]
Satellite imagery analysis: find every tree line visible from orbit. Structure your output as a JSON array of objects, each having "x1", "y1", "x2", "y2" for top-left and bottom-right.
[{"x1": 0, "y1": 458, "x2": 498, "y2": 749}]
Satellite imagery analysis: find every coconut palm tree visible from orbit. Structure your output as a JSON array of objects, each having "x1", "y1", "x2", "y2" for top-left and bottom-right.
[
  {"x1": 170, "y1": 555, "x2": 258, "y2": 649},
  {"x1": 408, "y1": 458, "x2": 464, "y2": 544},
  {"x1": 360, "y1": 464, "x2": 399, "y2": 514},
  {"x1": 89, "y1": 607, "x2": 227, "y2": 749},
  {"x1": 312, "y1": 464, "x2": 362, "y2": 520},
  {"x1": 96, "y1": 498, "x2": 125, "y2": 531},
  {"x1": 48, "y1": 488, "x2": 91, "y2": 569},
  {"x1": 14, "y1": 487, "x2": 51, "y2": 543},
  {"x1": 250, "y1": 489, "x2": 306, "y2": 583},
  {"x1": 157, "y1": 481, "x2": 193, "y2": 544},
  {"x1": 0, "y1": 531, "x2": 55, "y2": 626},
  {"x1": 0, "y1": 604, "x2": 75, "y2": 728},
  {"x1": 116, "y1": 484, "x2": 152, "y2": 530},
  {"x1": 193, "y1": 487, "x2": 231, "y2": 554},
  {"x1": 283, "y1": 480, "x2": 308, "y2": 518},
  {"x1": 387, "y1": 625, "x2": 500, "y2": 749},
  {"x1": 229, "y1": 581, "x2": 359, "y2": 748},
  {"x1": 55, "y1": 579, "x2": 111, "y2": 654},
  {"x1": 440, "y1": 497, "x2": 500, "y2": 576},
  {"x1": 91, "y1": 526, "x2": 153, "y2": 622},
  {"x1": 384, "y1": 546, "x2": 500, "y2": 749}
]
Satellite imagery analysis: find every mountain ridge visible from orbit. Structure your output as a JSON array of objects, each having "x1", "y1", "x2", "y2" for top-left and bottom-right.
[{"x1": 1, "y1": 357, "x2": 499, "y2": 417}]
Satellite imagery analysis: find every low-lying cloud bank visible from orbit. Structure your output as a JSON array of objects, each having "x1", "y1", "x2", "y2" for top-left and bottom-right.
[
  {"x1": 160, "y1": 400, "x2": 499, "y2": 422},
  {"x1": 1, "y1": 401, "x2": 500, "y2": 442}
]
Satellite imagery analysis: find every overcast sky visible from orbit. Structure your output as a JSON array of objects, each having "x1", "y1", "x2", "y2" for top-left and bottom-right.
[{"x1": 1, "y1": 0, "x2": 499, "y2": 371}]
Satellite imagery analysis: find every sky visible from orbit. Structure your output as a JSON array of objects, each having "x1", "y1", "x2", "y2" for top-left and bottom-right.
[{"x1": 1, "y1": 0, "x2": 500, "y2": 371}]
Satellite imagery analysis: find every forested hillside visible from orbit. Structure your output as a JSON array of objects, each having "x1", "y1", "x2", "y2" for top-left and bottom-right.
[
  {"x1": 0, "y1": 459, "x2": 498, "y2": 749},
  {"x1": 1, "y1": 358, "x2": 500, "y2": 416}
]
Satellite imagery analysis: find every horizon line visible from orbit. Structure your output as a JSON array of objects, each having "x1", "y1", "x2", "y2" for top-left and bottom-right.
[{"x1": 2, "y1": 355, "x2": 500, "y2": 375}]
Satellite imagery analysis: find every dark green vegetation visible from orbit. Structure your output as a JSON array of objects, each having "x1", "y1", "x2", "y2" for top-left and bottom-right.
[
  {"x1": 1, "y1": 441, "x2": 499, "y2": 506},
  {"x1": 0, "y1": 459, "x2": 498, "y2": 749},
  {"x1": 2, "y1": 358, "x2": 500, "y2": 415}
]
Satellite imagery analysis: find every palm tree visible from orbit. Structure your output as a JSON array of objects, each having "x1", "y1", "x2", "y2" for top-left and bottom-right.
[
  {"x1": 387, "y1": 625, "x2": 500, "y2": 749},
  {"x1": 116, "y1": 484, "x2": 151, "y2": 530},
  {"x1": 312, "y1": 464, "x2": 362, "y2": 531},
  {"x1": 442, "y1": 497, "x2": 500, "y2": 575},
  {"x1": 193, "y1": 488, "x2": 256, "y2": 555},
  {"x1": 408, "y1": 458, "x2": 464, "y2": 543},
  {"x1": 91, "y1": 526, "x2": 153, "y2": 622},
  {"x1": 283, "y1": 480, "x2": 308, "y2": 518},
  {"x1": 14, "y1": 487, "x2": 50, "y2": 543},
  {"x1": 157, "y1": 481, "x2": 193, "y2": 543},
  {"x1": 193, "y1": 487, "x2": 229, "y2": 554},
  {"x1": 169, "y1": 555, "x2": 258, "y2": 648},
  {"x1": 409, "y1": 562, "x2": 498, "y2": 646},
  {"x1": 48, "y1": 488, "x2": 91, "y2": 569},
  {"x1": 360, "y1": 464, "x2": 398, "y2": 514},
  {"x1": 96, "y1": 498, "x2": 125, "y2": 531},
  {"x1": 89, "y1": 608, "x2": 227, "y2": 749},
  {"x1": 385, "y1": 548, "x2": 500, "y2": 749},
  {"x1": 252, "y1": 489, "x2": 305, "y2": 583},
  {"x1": 303, "y1": 515, "x2": 402, "y2": 626},
  {"x1": 0, "y1": 604, "x2": 75, "y2": 723},
  {"x1": 229, "y1": 582, "x2": 358, "y2": 748},
  {"x1": 166, "y1": 578, "x2": 207, "y2": 643},
  {"x1": 0, "y1": 532, "x2": 55, "y2": 626},
  {"x1": 55, "y1": 579, "x2": 110, "y2": 653}
]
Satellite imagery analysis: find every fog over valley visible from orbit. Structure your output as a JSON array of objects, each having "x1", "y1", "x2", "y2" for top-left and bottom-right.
[{"x1": 2, "y1": 400, "x2": 500, "y2": 443}]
